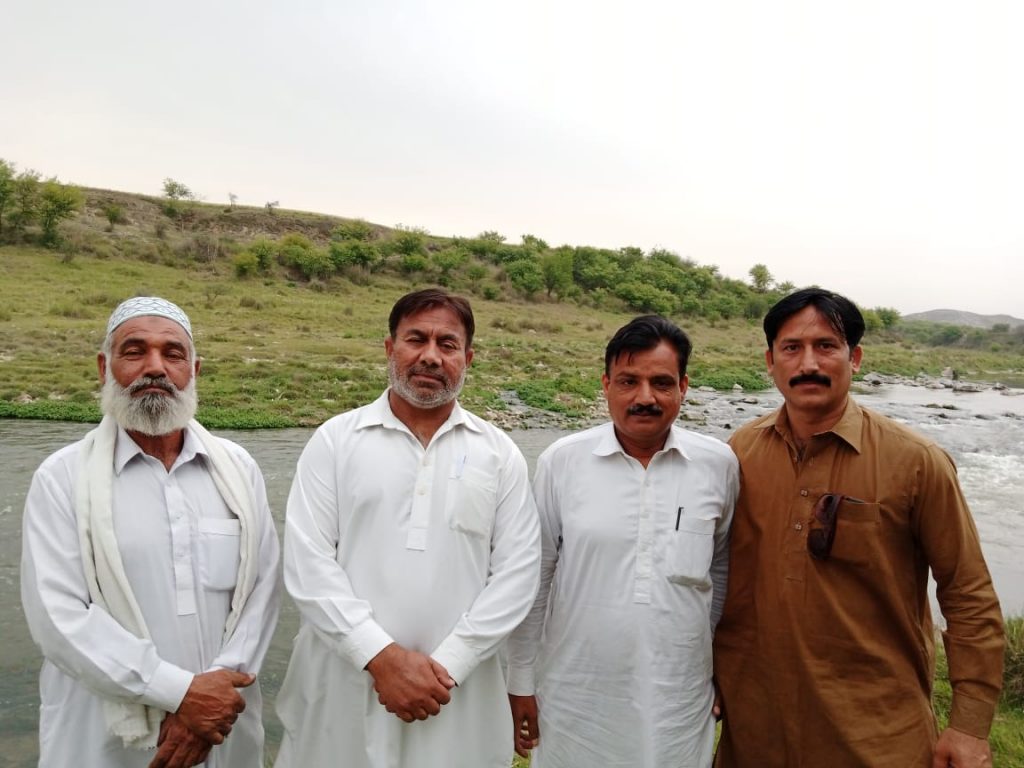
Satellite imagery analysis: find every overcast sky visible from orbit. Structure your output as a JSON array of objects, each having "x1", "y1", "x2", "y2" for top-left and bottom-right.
[{"x1": 3, "y1": 1, "x2": 1022, "y2": 318}]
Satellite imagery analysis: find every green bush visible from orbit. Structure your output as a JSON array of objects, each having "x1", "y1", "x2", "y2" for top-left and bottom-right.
[
  {"x1": 400, "y1": 253, "x2": 428, "y2": 273},
  {"x1": 233, "y1": 251, "x2": 260, "y2": 278}
]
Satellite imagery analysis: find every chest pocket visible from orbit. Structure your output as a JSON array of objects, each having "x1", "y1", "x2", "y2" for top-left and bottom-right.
[
  {"x1": 666, "y1": 516, "x2": 716, "y2": 587},
  {"x1": 445, "y1": 465, "x2": 497, "y2": 539},
  {"x1": 197, "y1": 518, "x2": 241, "y2": 590},
  {"x1": 828, "y1": 499, "x2": 882, "y2": 567}
]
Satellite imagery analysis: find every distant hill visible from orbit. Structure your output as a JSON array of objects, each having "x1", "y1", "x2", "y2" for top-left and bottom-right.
[{"x1": 902, "y1": 309, "x2": 1024, "y2": 329}]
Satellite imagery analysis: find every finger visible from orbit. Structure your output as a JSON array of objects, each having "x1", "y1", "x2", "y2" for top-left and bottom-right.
[{"x1": 433, "y1": 685, "x2": 452, "y2": 706}]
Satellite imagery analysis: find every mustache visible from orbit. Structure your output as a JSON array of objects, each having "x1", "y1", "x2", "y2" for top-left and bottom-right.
[
  {"x1": 408, "y1": 365, "x2": 445, "y2": 381},
  {"x1": 128, "y1": 375, "x2": 178, "y2": 395},
  {"x1": 627, "y1": 403, "x2": 663, "y2": 416},
  {"x1": 789, "y1": 373, "x2": 831, "y2": 388}
]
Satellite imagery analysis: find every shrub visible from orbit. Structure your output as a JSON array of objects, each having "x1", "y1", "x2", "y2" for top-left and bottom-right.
[
  {"x1": 400, "y1": 253, "x2": 429, "y2": 273},
  {"x1": 233, "y1": 251, "x2": 260, "y2": 278},
  {"x1": 332, "y1": 219, "x2": 374, "y2": 241},
  {"x1": 102, "y1": 203, "x2": 127, "y2": 229},
  {"x1": 248, "y1": 238, "x2": 277, "y2": 272}
]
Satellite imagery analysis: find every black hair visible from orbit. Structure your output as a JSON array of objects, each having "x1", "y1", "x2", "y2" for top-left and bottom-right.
[
  {"x1": 388, "y1": 288, "x2": 475, "y2": 348},
  {"x1": 763, "y1": 288, "x2": 865, "y2": 350},
  {"x1": 605, "y1": 315, "x2": 692, "y2": 377}
]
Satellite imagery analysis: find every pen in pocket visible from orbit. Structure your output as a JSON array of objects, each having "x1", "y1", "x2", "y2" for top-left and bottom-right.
[{"x1": 675, "y1": 506, "x2": 683, "y2": 530}]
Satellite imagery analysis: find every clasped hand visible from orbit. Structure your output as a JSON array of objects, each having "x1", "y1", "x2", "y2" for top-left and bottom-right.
[
  {"x1": 366, "y1": 643, "x2": 455, "y2": 723},
  {"x1": 148, "y1": 668, "x2": 254, "y2": 768}
]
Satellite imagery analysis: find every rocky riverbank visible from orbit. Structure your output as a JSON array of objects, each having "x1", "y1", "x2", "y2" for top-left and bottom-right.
[{"x1": 481, "y1": 371, "x2": 1024, "y2": 435}]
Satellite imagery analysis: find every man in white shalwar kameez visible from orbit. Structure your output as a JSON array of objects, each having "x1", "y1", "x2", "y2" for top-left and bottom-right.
[
  {"x1": 507, "y1": 315, "x2": 738, "y2": 768},
  {"x1": 21, "y1": 297, "x2": 281, "y2": 768},
  {"x1": 274, "y1": 288, "x2": 541, "y2": 768}
]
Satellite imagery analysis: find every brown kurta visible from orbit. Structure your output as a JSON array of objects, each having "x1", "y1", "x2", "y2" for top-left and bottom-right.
[{"x1": 713, "y1": 399, "x2": 1004, "y2": 768}]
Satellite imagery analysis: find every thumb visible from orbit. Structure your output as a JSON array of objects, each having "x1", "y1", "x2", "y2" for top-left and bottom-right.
[
  {"x1": 430, "y1": 660, "x2": 456, "y2": 689},
  {"x1": 227, "y1": 670, "x2": 256, "y2": 688}
]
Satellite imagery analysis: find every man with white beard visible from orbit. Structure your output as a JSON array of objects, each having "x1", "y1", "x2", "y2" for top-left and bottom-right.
[
  {"x1": 21, "y1": 296, "x2": 281, "y2": 768},
  {"x1": 274, "y1": 288, "x2": 541, "y2": 768}
]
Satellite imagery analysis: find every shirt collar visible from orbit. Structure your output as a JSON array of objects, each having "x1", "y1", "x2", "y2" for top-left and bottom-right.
[
  {"x1": 112, "y1": 423, "x2": 206, "y2": 474},
  {"x1": 760, "y1": 397, "x2": 864, "y2": 454},
  {"x1": 354, "y1": 389, "x2": 481, "y2": 435},
  {"x1": 592, "y1": 421, "x2": 691, "y2": 460}
]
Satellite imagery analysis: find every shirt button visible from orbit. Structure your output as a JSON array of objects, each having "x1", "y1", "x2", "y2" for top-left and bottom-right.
[
  {"x1": 795, "y1": 522, "x2": 803, "y2": 531},
  {"x1": 800, "y1": 489, "x2": 808, "y2": 497}
]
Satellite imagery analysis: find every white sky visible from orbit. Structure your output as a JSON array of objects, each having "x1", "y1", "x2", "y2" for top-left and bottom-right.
[{"x1": 3, "y1": 0, "x2": 1022, "y2": 318}]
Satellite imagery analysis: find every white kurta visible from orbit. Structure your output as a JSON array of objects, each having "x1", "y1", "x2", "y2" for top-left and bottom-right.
[
  {"x1": 21, "y1": 425, "x2": 281, "y2": 768},
  {"x1": 507, "y1": 423, "x2": 738, "y2": 768},
  {"x1": 275, "y1": 392, "x2": 541, "y2": 768}
]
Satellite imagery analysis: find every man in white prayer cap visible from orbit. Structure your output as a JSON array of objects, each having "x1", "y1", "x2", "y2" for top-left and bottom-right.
[{"x1": 21, "y1": 296, "x2": 281, "y2": 768}]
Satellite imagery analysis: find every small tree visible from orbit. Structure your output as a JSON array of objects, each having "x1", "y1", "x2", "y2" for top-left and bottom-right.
[
  {"x1": 161, "y1": 178, "x2": 195, "y2": 220},
  {"x1": 748, "y1": 263, "x2": 773, "y2": 293},
  {"x1": 162, "y1": 178, "x2": 193, "y2": 201},
  {"x1": 876, "y1": 307, "x2": 901, "y2": 329},
  {"x1": 38, "y1": 179, "x2": 83, "y2": 246},
  {"x1": 265, "y1": 200, "x2": 279, "y2": 214},
  {"x1": 540, "y1": 247, "x2": 574, "y2": 298},
  {"x1": 9, "y1": 169, "x2": 41, "y2": 233},
  {"x1": 0, "y1": 158, "x2": 14, "y2": 236},
  {"x1": 228, "y1": 192, "x2": 238, "y2": 210},
  {"x1": 505, "y1": 258, "x2": 544, "y2": 298}
]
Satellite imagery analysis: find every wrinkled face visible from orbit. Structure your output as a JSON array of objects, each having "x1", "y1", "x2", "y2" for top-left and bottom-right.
[
  {"x1": 98, "y1": 316, "x2": 199, "y2": 435},
  {"x1": 385, "y1": 307, "x2": 473, "y2": 409},
  {"x1": 602, "y1": 340, "x2": 687, "y2": 452},
  {"x1": 767, "y1": 305, "x2": 862, "y2": 421}
]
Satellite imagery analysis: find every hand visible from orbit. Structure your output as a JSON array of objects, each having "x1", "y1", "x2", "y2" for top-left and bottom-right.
[
  {"x1": 365, "y1": 643, "x2": 454, "y2": 723},
  {"x1": 176, "y1": 669, "x2": 254, "y2": 744},
  {"x1": 148, "y1": 714, "x2": 212, "y2": 768},
  {"x1": 932, "y1": 727, "x2": 993, "y2": 768},
  {"x1": 712, "y1": 679, "x2": 723, "y2": 721},
  {"x1": 508, "y1": 694, "x2": 539, "y2": 758}
]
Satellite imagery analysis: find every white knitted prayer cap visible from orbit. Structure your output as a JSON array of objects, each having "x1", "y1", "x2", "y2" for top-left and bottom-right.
[{"x1": 105, "y1": 297, "x2": 193, "y2": 339}]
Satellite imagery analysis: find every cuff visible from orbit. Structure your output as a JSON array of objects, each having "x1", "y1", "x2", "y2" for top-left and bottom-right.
[
  {"x1": 337, "y1": 619, "x2": 394, "y2": 671},
  {"x1": 506, "y1": 665, "x2": 536, "y2": 696},
  {"x1": 949, "y1": 692, "x2": 997, "y2": 738},
  {"x1": 144, "y1": 662, "x2": 194, "y2": 713},
  {"x1": 431, "y1": 635, "x2": 479, "y2": 685}
]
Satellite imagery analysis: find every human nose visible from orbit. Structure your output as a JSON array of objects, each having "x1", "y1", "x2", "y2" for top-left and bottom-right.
[
  {"x1": 797, "y1": 345, "x2": 819, "y2": 373},
  {"x1": 418, "y1": 340, "x2": 442, "y2": 367},
  {"x1": 635, "y1": 380, "x2": 656, "y2": 404},
  {"x1": 140, "y1": 349, "x2": 169, "y2": 376}
]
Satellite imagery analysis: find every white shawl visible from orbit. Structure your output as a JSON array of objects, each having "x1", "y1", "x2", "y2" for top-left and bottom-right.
[{"x1": 74, "y1": 415, "x2": 261, "y2": 749}]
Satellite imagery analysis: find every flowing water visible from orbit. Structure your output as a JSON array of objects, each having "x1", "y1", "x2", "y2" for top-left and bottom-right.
[{"x1": 2, "y1": 384, "x2": 1022, "y2": 766}]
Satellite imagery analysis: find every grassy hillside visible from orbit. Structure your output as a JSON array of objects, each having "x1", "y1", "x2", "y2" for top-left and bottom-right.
[{"x1": 1, "y1": 185, "x2": 1023, "y2": 427}]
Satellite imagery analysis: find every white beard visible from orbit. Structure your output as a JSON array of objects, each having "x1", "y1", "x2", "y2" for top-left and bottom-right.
[
  {"x1": 387, "y1": 357, "x2": 465, "y2": 409},
  {"x1": 101, "y1": 372, "x2": 198, "y2": 436}
]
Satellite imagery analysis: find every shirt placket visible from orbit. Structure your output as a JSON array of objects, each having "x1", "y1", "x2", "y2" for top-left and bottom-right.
[
  {"x1": 165, "y1": 476, "x2": 197, "y2": 616},
  {"x1": 633, "y1": 470, "x2": 654, "y2": 604},
  {"x1": 406, "y1": 446, "x2": 433, "y2": 551}
]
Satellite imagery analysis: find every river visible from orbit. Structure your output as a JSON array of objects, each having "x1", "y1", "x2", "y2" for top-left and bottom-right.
[{"x1": 2, "y1": 382, "x2": 1022, "y2": 766}]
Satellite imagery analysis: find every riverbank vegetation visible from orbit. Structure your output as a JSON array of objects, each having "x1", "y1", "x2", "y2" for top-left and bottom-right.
[{"x1": 2, "y1": 164, "x2": 1024, "y2": 428}]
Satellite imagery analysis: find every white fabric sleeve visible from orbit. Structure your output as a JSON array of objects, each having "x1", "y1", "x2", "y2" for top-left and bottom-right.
[
  {"x1": 505, "y1": 447, "x2": 561, "y2": 696},
  {"x1": 431, "y1": 443, "x2": 541, "y2": 685},
  {"x1": 709, "y1": 451, "x2": 739, "y2": 632},
  {"x1": 209, "y1": 452, "x2": 281, "y2": 674},
  {"x1": 282, "y1": 427, "x2": 394, "y2": 671},
  {"x1": 20, "y1": 461, "x2": 193, "y2": 713}
]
